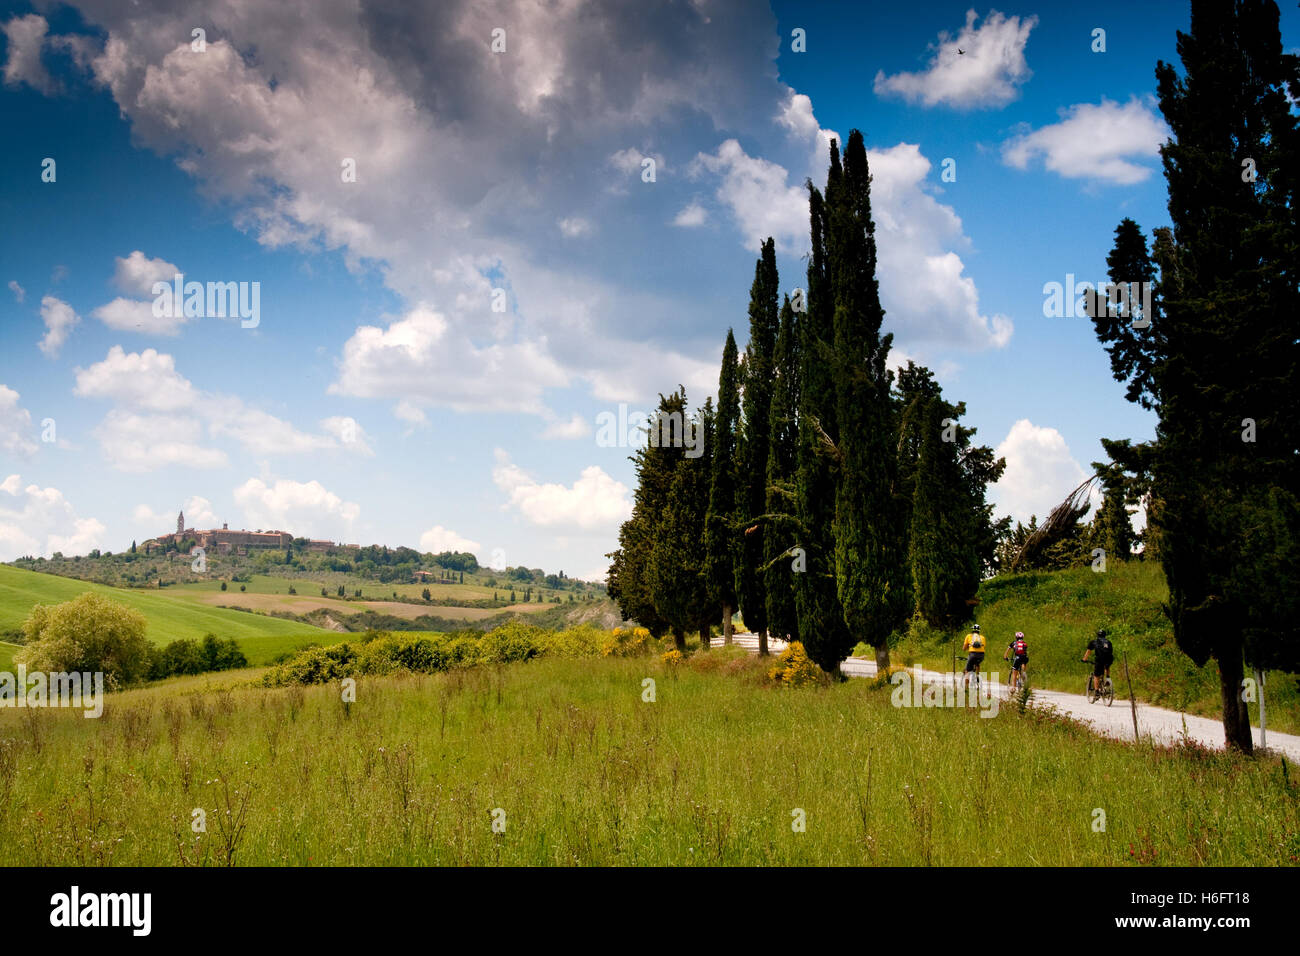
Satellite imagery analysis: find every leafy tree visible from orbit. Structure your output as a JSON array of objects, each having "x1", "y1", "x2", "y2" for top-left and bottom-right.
[
  {"x1": 1091, "y1": 1, "x2": 1300, "y2": 751},
  {"x1": 736, "y1": 239, "x2": 779, "y2": 654},
  {"x1": 764, "y1": 294, "x2": 801, "y2": 644},
  {"x1": 828, "y1": 131, "x2": 910, "y2": 670},
  {"x1": 650, "y1": 395, "x2": 715, "y2": 651},
  {"x1": 795, "y1": 172, "x2": 852, "y2": 672},
  {"x1": 704, "y1": 329, "x2": 741, "y2": 644},
  {"x1": 19, "y1": 593, "x2": 152, "y2": 688}
]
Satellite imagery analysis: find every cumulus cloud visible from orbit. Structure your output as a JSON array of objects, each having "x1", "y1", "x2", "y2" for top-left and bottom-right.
[
  {"x1": 540, "y1": 414, "x2": 592, "y2": 440},
  {"x1": 91, "y1": 297, "x2": 190, "y2": 336},
  {"x1": 988, "y1": 419, "x2": 1100, "y2": 525},
  {"x1": 690, "y1": 139, "x2": 809, "y2": 253},
  {"x1": 558, "y1": 216, "x2": 594, "y2": 238},
  {"x1": 74, "y1": 346, "x2": 357, "y2": 468},
  {"x1": 37, "y1": 295, "x2": 79, "y2": 357},
  {"x1": 672, "y1": 201, "x2": 707, "y2": 227},
  {"x1": 1, "y1": 13, "x2": 54, "y2": 94},
  {"x1": 873, "y1": 9, "x2": 1037, "y2": 109},
  {"x1": 418, "y1": 525, "x2": 482, "y2": 554},
  {"x1": 233, "y1": 478, "x2": 360, "y2": 537},
  {"x1": 0, "y1": 385, "x2": 37, "y2": 456},
  {"x1": 133, "y1": 495, "x2": 220, "y2": 533},
  {"x1": 1001, "y1": 96, "x2": 1170, "y2": 185},
  {"x1": 492, "y1": 449, "x2": 632, "y2": 532},
  {"x1": 0, "y1": 476, "x2": 106, "y2": 560},
  {"x1": 112, "y1": 250, "x2": 180, "y2": 295}
]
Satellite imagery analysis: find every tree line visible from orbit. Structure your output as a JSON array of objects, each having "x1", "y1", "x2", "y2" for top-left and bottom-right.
[{"x1": 608, "y1": 130, "x2": 1007, "y2": 675}]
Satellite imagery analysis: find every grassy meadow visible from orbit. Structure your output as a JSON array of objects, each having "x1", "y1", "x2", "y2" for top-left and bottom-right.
[
  {"x1": 0, "y1": 565, "x2": 327, "y2": 666},
  {"x1": 0, "y1": 650, "x2": 1295, "y2": 866}
]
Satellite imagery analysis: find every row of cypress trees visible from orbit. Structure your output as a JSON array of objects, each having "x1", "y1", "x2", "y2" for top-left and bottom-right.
[{"x1": 608, "y1": 130, "x2": 1006, "y2": 673}]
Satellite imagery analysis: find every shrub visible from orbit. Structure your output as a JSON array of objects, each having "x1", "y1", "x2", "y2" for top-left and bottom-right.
[
  {"x1": 220, "y1": 581, "x2": 228, "y2": 592},
  {"x1": 768, "y1": 641, "x2": 826, "y2": 689},
  {"x1": 18, "y1": 593, "x2": 152, "y2": 688},
  {"x1": 602, "y1": 626, "x2": 653, "y2": 657}
]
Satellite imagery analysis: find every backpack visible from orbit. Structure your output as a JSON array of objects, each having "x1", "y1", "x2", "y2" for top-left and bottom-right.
[
  {"x1": 1094, "y1": 636, "x2": 1112, "y2": 657},
  {"x1": 969, "y1": 633, "x2": 984, "y2": 651},
  {"x1": 1013, "y1": 638, "x2": 1027, "y2": 657}
]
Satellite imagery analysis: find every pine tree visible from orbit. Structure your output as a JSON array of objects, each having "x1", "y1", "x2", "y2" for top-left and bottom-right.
[
  {"x1": 828, "y1": 130, "x2": 910, "y2": 670},
  {"x1": 794, "y1": 171, "x2": 852, "y2": 673},
  {"x1": 763, "y1": 294, "x2": 801, "y2": 644},
  {"x1": 735, "y1": 239, "x2": 779, "y2": 655},
  {"x1": 704, "y1": 330, "x2": 741, "y2": 645},
  {"x1": 1091, "y1": 0, "x2": 1300, "y2": 751}
]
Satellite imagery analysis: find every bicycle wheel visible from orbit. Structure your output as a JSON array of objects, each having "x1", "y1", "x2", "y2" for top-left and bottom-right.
[
  {"x1": 1085, "y1": 676, "x2": 1095, "y2": 703},
  {"x1": 1102, "y1": 680, "x2": 1114, "y2": 707}
]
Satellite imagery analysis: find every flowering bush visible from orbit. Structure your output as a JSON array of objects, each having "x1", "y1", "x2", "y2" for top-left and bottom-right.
[
  {"x1": 602, "y1": 626, "x2": 653, "y2": 657},
  {"x1": 767, "y1": 641, "x2": 826, "y2": 688}
]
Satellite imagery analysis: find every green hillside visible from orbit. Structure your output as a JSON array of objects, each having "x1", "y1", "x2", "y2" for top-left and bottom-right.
[
  {"x1": 0, "y1": 565, "x2": 327, "y2": 666},
  {"x1": 889, "y1": 561, "x2": 1299, "y2": 735}
]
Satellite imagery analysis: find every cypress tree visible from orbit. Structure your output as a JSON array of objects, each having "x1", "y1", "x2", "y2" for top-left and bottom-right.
[
  {"x1": 1091, "y1": 0, "x2": 1300, "y2": 751},
  {"x1": 828, "y1": 130, "x2": 910, "y2": 670},
  {"x1": 735, "y1": 238, "x2": 779, "y2": 655},
  {"x1": 704, "y1": 330, "x2": 741, "y2": 645},
  {"x1": 794, "y1": 171, "x2": 852, "y2": 673},
  {"x1": 763, "y1": 294, "x2": 801, "y2": 644}
]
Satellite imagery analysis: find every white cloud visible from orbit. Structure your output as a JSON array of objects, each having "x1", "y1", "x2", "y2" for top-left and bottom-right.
[
  {"x1": 541, "y1": 414, "x2": 592, "y2": 440},
  {"x1": 393, "y1": 400, "x2": 428, "y2": 426},
  {"x1": 207, "y1": 404, "x2": 336, "y2": 457},
  {"x1": 330, "y1": 305, "x2": 568, "y2": 414},
  {"x1": 112, "y1": 249, "x2": 181, "y2": 296},
  {"x1": 74, "y1": 346, "x2": 198, "y2": 411},
  {"x1": 319, "y1": 416, "x2": 374, "y2": 455},
  {"x1": 133, "y1": 495, "x2": 220, "y2": 533},
  {"x1": 1, "y1": 14, "x2": 54, "y2": 94},
  {"x1": 7, "y1": 280, "x2": 24, "y2": 303},
  {"x1": 0, "y1": 385, "x2": 37, "y2": 456},
  {"x1": 691, "y1": 139, "x2": 809, "y2": 253},
  {"x1": 418, "y1": 525, "x2": 482, "y2": 554},
  {"x1": 1001, "y1": 97, "x2": 1169, "y2": 185},
  {"x1": 38, "y1": 295, "x2": 79, "y2": 357},
  {"x1": 91, "y1": 297, "x2": 191, "y2": 336},
  {"x1": 672, "y1": 201, "x2": 707, "y2": 227},
  {"x1": 94, "y1": 410, "x2": 228, "y2": 472},
  {"x1": 492, "y1": 449, "x2": 632, "y2": 531},
  {"x1": 988, "y1": 419, "x2": 1100, "y2": 525},
  {"x1": 233, "y1": 478, "x2": 360, "y2": 537},
  {"x1": 0, "y1": 477, "x2": 106, "y2": 561},
  {"x1": 873, "y1": 10, "x2": 1037, "y2": 109},
  {"x1": 558, "y1": 216, "x2": 594, "y2": 238},
  {"x1": 608, "y1": 147, "x2": 665, "y2": 178}
]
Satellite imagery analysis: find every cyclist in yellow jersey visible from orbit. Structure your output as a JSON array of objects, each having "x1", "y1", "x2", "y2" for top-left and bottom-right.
[{"x1": 961, "y1": 623, "x2": 986, "y2": 688}]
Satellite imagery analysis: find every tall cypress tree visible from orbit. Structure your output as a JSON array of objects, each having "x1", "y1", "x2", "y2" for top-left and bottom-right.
[
  {"x1": 736, "y1": 238, "x2": 779, "y2": 655},
  {"x1": 606, "y1": 391, "x2": 687, "y2": 639},
  {"x1": 763, "y1": 295, "x2": 801, "y2": 644},
  {"x1": 1092, "y1": 0, "x2": 1300, "y2": 751},
  {"x1": 650, "y1": 392, "x2": 713, "y2": 652},
  {"x1": 795, "y1": 169, "x2": 852, "y2": 673},
  {"x1": 828, "y1": 130, "x2": 910, "y2": 670},
  {"x1": 704, "y1": 330, "x2": 741, "y2": 644}
]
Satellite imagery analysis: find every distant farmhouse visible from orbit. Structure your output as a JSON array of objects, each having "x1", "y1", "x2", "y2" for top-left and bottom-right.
[{"x1": 149, "y1": 510, "x2": 355, "y2": 557}]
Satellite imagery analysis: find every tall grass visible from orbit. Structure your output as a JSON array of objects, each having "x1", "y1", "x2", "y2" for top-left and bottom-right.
[{"x1": 1, "y1": 652, "x2": 1295, "y2": 866}]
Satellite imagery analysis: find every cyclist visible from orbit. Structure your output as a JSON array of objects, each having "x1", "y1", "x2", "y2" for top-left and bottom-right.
[
  {"x1": 1082, "y1": 628, "x2": 1114, "y2": 697},
  {"x1": 962, "y1": 623, "x2": 986, "y2": 688},
  {"x1": 1004, "y1": 630, "x2": 1028, "y2": 691}
]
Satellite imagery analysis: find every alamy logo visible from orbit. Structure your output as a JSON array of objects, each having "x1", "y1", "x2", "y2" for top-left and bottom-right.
[
  {"x1": 1042, "y1": 274, "x2": 1151, "y2": 327},
  {"x1": 151, "y1": 273, "x2": 260, "y2": 328},
  {"x1": 595, "y1": 404, "x2": 703, "y2": 458},
  {"x1": 0, "y1": 666, "x2": 104, "y2": 718},
  {"x1": 49, "y1": 886, "x2": 151, "y2": 936}
]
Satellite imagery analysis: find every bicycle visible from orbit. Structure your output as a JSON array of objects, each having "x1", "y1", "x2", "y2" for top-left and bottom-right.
[
  {"x1": 1083, "y1": 662, "x2": 1114, "y2": 706},
  {"x1": 955, "y1": 655, "x2": 982, "y2": 696},
  {"x1": 1006, "y1": 658, "x2": 1028, "y2": 695}
]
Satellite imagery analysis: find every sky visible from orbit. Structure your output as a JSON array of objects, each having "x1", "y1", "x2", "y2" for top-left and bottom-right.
[{"x1": 2, "y1": 0, "x2": 1296, "y2": 580}]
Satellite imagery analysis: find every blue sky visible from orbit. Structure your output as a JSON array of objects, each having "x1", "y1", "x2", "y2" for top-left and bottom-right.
[{"x1": 2, "y1": 1, "x2": 1296, "y2": 579}]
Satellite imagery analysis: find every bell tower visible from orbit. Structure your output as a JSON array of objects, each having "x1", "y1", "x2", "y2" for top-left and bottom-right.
[{"x1": 177, "y1": 509, "x2": 185, "y2": 536}]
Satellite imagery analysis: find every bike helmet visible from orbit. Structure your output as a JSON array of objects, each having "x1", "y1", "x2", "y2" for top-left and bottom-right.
[
  {"x1": 972, "y1": 623, "x2": 980, "y2": 632},
  {"x1": 1096, "y1": 628, "x2": 1107, "y2": 638},
  {"x1": 1014, "y1": 631, "x2": 1024, "y2": 639}
]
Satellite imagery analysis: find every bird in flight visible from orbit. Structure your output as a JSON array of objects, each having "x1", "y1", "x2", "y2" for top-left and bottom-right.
[{"x1": 957, "y1": 48, "x2": 965, "y2": 55}]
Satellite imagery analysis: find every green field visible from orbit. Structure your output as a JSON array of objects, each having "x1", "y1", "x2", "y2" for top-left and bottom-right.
[
  {"x1": 872, "y1": 561, "x2": 1300, "y2": 736},
  {"x1": 0, "y1": 565, "x2": 328, "y2": 666},
  {"x1": 0, "y1": 651, "x2": 1294, "y2": 866}
]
